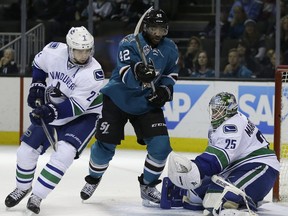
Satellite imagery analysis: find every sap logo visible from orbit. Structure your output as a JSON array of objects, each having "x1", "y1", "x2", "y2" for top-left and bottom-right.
[
  {"x1": 163, "y1": 84, "x2": 208, "y2": 129},
  {"x1": 238, "y1": 86, "x2": 274, "y2": 134}
]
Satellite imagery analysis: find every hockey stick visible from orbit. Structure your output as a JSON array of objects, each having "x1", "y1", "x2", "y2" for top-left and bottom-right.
[
  {"x1": 211, "y1": 175, "x2": 258, "y2": 216},
  {"x1": 133, "y1": 6, "x2": 155, "y2": 93},
  {"x1": 35, "y1": 100, "x2": 57, "y2": 151}
]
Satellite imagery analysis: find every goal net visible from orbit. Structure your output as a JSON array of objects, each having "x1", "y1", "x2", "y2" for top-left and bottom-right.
[{"x1": 273, "y1": 65, "x2": 288, "y2": 201}]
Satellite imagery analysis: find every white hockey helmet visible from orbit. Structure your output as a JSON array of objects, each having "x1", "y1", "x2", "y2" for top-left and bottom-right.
[
  {"x1": 209, "y1": 92, "x2": 238, "y2": 129},
  {"x1": 66, "y1": 26, "x2": 94, "y2": 66}
]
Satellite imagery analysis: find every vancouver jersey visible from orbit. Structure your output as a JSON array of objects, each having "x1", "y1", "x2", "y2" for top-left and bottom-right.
[
  {"x1": 194, "y1": 112, "x2": 280, "y2": 178},
  {"x1": 101, "y1": 33, "x2": 179, "y2": 115},
  {"x1": 32, "y1": 42, "x2": 104, "y2": 126}
]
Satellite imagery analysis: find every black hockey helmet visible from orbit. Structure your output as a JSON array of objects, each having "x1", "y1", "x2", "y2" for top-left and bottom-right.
[{"x1": 143, "y1": 9, "x2": 169, "y2": 35}]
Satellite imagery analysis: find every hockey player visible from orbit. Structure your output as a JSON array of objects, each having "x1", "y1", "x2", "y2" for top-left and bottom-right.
[
  {"x1": 163, "y1": 92, "x2": 280, "y2": 215},
  {"x1": 5, "y1": 26, "x2": 104, "y2": 214},
  {"x1": 80, "y1": 8, "x2": 179, "y2": 206}
]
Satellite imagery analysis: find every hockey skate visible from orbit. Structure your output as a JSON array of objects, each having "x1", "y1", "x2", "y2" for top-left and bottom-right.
[
  {"x1": 138, "y1": 174, "x2": 162, "y2": 207},
  {"x1": 5, "y1": 187, "x2": 32, "y2": 208},
  {"x1": 26, "y1": 194, "x2": 42, "y2": 214},
  {"x1": 80, "y1": 175, "x2": 102, "y2": 200}
]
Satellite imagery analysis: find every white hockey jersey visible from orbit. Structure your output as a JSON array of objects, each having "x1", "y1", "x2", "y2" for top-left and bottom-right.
[
  {"x1": 32, "y1": 42, "x2": 104, "y2": 126},
  {"x1": 195, "y1": 112, "x2": 280, "y2": 177}
]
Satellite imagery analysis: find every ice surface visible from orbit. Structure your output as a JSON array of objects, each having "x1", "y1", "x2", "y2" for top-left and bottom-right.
[{"x1": 0, "y1": 146, "x2": 287, "y2": 216}]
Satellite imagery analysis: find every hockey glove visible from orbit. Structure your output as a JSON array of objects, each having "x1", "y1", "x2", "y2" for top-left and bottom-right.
[
  {"x1": 147, "y1": 85, "x2": 173, "y2": 107},
  {"x1": 29, "y1": 103, "x2": 58, "y2": 125},
  {"x1": 134, "y1": 62, "x2": 156, "y2": 83},
  {"x1": 27, "y1": 82, "x2": 46, "y2": 108}
]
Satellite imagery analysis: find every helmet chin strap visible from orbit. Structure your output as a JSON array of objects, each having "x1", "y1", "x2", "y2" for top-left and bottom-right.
[
  {"x1": 68, "y1": 57, "x2": 90, "y2": 68},
  {"x1": 67, "y1": 48, "x2": 91, "y2": 68},
  {"x1": 75, "y1": 59, "x2": 89, "y2": 66}
]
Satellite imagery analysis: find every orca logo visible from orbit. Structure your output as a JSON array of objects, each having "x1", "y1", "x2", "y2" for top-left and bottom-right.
[
  {"x1": 49, "y1": 42, "x2": 59, "y2": 49},
  {"x1": 223, "y1": 124, "x2": 237, "y2": 133},
  {"x1": 163, "y1": 84, "x2": 208, "y2": 129},
  {"x1": 94, "y1": 69, "x2": 104, "y2": 80}
]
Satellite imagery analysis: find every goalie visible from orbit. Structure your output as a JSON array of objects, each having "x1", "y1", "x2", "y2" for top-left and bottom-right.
[{"x1": 162, "y1": 92, "x2": 280, "y2": 215}]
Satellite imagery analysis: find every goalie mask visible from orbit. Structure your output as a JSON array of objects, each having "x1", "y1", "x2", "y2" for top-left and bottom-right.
[
  {"x1": 143, "y1": 9, "x2": 169, "y2": 46},
  {"x1": 209, "y1": 92, "x2": 238, "y2": 129},
  {"x1": 66, "y1": 26, "x2": 94, "y2": 67}
]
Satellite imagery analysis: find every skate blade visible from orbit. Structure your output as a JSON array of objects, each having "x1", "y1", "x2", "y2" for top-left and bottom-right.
[
  {"x1": 142, "y1": 199, "x2": 160, "y2": 208},
  {"x1": 24, "y1": 209, "x2": 35, "y2": 216}
]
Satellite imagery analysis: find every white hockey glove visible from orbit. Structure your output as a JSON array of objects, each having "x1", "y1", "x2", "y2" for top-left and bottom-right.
[{"x1": 168, "y1": 152, "x2": 202, "y2": 190}]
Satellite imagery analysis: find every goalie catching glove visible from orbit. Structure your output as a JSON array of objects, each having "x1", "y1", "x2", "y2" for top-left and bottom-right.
[
  {"x1": 168, "y1": 152, "x2": 202, "y2": 190},
  {"x1": 134, "y1": 61, "x2": 156, "y2": 83},
  {"x1": 27, "y1": 81, "x2": 46, "y2": 108},
  {"x1": 147, "y1": 85, "x2": 173, "y2": 107},
  {"x1": 29, "y1": 103, "x2": 58, "y2": 125}
]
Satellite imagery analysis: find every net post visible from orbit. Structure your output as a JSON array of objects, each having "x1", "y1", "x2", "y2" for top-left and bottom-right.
[{"x1": 273, "y1": 66, "x2": 283, "y2": 201}]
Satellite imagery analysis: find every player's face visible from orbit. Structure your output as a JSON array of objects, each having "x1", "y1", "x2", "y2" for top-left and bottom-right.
[
  {"x1": 73, "y1": 49, "x2": 92, "y2": 64},
  {"x1": 146, "y1": 25, "x2": 168, "y2": 46},
  {"x1": 211, "y1": 108, "x2": 220, "y2": 121},
  {"x1": 209, "y1": 96, "x2": 226, "y2": 122}
]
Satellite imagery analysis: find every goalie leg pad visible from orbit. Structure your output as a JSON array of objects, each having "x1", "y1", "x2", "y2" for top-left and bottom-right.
[
  {"x1": 182, "y1": 188, "x2": 204, "y2": 210},
  {"x1": 160, "y1": 177, "x2": 186, "y2": 209},
  {"x1": 182, "y1": 194, "x2": 204, "y2": 211},
  {"x1": 203, "y1": 191, "x2": 223, "y2": 213},
  {"x1": 203, "y1": 175, "x2": 258, "y2": 215},
  {"x1": 168, "y1": 152, "x2": 201, "y2": 190}
]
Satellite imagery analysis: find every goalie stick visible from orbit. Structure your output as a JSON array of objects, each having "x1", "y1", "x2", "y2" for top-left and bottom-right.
[
  {"x1": 35, "y1": 100, "x2": 57, "y2": 151},
  {"x1": 133, "y1": 6, "x2": 155, "y2": 93},
  {"x1": 211, "y1": 175, "x2": 258, "y2": 216}
]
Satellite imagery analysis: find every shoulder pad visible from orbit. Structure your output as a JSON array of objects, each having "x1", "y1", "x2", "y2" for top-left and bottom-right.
[
  {"x1": 164, "y1": 38, "x2": 179, "y2": 50},
  {"x1": 120, "y1": 34, "x2": 134, "y2": 45},
  {"x1": 48, "y1": 42, "x2": 61, "y2": 49}
]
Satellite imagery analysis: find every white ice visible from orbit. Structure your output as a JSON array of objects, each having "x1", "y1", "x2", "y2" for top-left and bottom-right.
[{"x1": 1, "y1": 146, "x2": 288, "y2": 216}]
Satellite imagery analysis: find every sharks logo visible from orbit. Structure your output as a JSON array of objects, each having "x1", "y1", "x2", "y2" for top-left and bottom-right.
[{"x1": 143, "y1": 44, "x2": 151, "y2": 56}]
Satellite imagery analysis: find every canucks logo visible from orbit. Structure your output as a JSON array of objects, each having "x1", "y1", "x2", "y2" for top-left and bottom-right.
[
  {"x1": 163, "y1": 84, "x2": 208, "y2": 129},
  {"x1": 45, "y1": 83, "x2": 67, "y2": 105},
  {"x1": 223, "y1": 124, "x2": 237, "y2": 133},
  {"x1": 94, "y1": 69, "x2": 104, "y2": 80}
]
